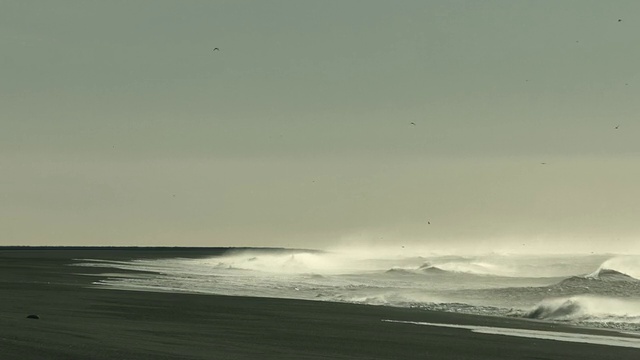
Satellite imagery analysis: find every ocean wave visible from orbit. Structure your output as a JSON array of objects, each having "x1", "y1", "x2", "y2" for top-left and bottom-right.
[
  {"x1": 385, "y1": 263, "x2": 450, "y2": 276},
  {"x1": 195, "y1": 251, "x2": 355, "y2": 274},
  {"x1": 523, "y1": 296, "x2": 640, "y2": 325},
  {"x1": 419, "y1": 265, "x2": 449, "y2": 274},
  {"x1": 558, "y1": 270, "x2": 639, "y2": 288},
  {"x1": 383, "y1": 261, "x2": 541, "y2": 278},
  {"x1": 588, "y1": 268, "x2": 638, "y2": 281},
  {"x1": 384, "y1": 268, "x2": 419, "y2": 275},
  {"x1": 589, "y1": 256, "x2": 640, "y2": 280},
  {"x1": 413, "y1": 255, "x2": 604, "y2": 278},
  {"x1": 543, "y1": 262, "x2": 640, "y2": 298},
  {"x1": 428, "y1": 261, "x2": 507, "y2": 276}
]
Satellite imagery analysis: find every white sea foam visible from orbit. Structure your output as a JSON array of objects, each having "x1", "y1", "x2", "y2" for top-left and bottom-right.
[
  {"x1": 187, "y1": 249, "x2": 604, "y2": 278},
  {"x1": 526, "y1": 296, "x2": 640, "y2": 324},
  {"x1": 191, "y1": 251, "x2": 374, "y2": 275}
]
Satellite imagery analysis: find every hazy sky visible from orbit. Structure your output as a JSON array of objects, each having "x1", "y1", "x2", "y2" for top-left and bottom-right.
[{"x1": 2, "y1": 1, "x2": 639, "y2": 253}]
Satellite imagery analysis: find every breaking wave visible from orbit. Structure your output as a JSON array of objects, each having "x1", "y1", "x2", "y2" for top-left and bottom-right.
[
  {"x1": 588, "y1": 256, "x2": 640, "y2": 280},
  {"x1": 524, "y1": 296, "x2": 640, "y2": 325}
]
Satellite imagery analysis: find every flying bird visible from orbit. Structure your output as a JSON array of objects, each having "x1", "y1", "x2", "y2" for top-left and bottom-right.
[
  {"x1": 410, "y1": 122, "x2": 416, "y2": 126},
  {"x1": 213, "y1": 47, "x2": 220, "y2": 51},
  {"x1": 618, "y1": 19, "x2": 622, "y2": 22},
  {"x1": 615, "y1": 125, "x2": 620, "y2": 129}
]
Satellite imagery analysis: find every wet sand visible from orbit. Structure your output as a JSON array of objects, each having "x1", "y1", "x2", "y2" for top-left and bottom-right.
[{"x1": 1, "y1": 248, "x2": 639, "y2": 359}]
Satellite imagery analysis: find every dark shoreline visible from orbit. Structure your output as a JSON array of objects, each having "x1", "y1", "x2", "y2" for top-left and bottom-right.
[{"x1": 2, "y1": 248, "x2": 639, "y2": 359}]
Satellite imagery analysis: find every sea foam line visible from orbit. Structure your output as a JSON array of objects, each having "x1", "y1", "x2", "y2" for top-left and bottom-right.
[{"x1": 382, "y1": 320, "x2": 640, "y2": 349}]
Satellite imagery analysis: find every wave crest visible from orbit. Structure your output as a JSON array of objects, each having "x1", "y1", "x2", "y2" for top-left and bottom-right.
[
  {"x1": 586, "y1": 268, "x2": 638, "y2": 282},
  {"x1": 590, "y1": 256, "x2": 640, "y2": 280}
]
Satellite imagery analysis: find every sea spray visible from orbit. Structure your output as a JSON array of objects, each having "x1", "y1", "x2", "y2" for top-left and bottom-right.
[
  {"x1": 591, "y1": 256, "x2": 640, "y2": 280},
  {"x1": 525, "y1": 295, "x2": 640, "y2": 325}
]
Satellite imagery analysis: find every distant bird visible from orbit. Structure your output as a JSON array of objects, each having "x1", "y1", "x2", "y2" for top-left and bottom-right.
[
  {"x1": 615, "y1": 125, "x2": 620, "y2": 129},
  {"x1": 427, "y1": 221, "x2": 431, "y2": 225},
  {"x1": 540, "y1": 162, "x2": 547, "y2": 165},
  {"x1": 213, "y1": 47, "x2": 220, "y2": 51},
  {"x1": 618, "y1": 19, "x2": 622, "y2": 22},
  {"x1": 410, "y1": 122, "x2": 416, "y2": 126}
]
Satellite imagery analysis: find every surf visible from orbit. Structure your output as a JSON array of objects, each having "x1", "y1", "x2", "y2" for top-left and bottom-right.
[{"x1": 75, "y1": 249, "x2": 640, "y2": 332}]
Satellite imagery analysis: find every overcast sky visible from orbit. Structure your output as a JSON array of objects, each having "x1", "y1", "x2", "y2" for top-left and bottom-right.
[{"x1": 2, "y1": 1, "x2": 639, "y2": 253}]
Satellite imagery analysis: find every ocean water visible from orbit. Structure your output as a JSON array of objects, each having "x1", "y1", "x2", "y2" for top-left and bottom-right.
[{"x1": 73, "y1": 249, "x2": 640, "y2": 332}]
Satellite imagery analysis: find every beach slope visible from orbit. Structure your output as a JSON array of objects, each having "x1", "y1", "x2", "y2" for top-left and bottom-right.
[{"x1": 1, "y1": 248, "x2": 639, "y2": 359}]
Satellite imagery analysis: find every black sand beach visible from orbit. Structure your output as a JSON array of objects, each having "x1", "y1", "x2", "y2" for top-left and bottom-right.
[{"x1": 1, "y1": 248, "x2": 639, "y2": 359}]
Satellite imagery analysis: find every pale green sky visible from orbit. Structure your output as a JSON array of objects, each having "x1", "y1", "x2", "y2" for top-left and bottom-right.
[{"x1": 2, "y1": 1, "x2": 639, "y2": 253}]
